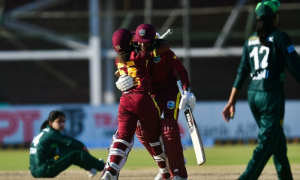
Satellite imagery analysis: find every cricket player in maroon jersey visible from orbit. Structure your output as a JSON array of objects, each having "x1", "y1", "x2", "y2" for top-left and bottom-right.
[
  {"x1": 116, "y1": 24, "x2": 196, "y2": 180},
  {"x1": 101, "y1": 29, "x2": 170, "y2": 180}
]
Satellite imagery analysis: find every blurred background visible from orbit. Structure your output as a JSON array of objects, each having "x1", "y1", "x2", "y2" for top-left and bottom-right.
[{"x1": 0, "y1": 0, "x2": 300, "y2": 148}]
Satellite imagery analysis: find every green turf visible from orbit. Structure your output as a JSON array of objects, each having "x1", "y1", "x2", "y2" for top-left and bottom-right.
[{"x1": 0, "y1": 144, "x2": 299, "y2": 171}]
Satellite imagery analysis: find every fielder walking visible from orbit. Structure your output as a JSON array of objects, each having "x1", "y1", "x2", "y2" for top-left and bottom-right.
[
  {"x1": 29, "y1": 110, "x2": 105, "y2": 178},
  {"x1": 222, "y1": 1, "x2": 300, "y2": 179}
]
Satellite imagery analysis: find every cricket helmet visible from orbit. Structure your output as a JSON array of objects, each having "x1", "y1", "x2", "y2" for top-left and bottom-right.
[
  {"x1": 112, "y1": 28, "x2": 134, "y2": 54},
  {"x1": 133, "y1": 23, "x2": 156, "y2": 43}
]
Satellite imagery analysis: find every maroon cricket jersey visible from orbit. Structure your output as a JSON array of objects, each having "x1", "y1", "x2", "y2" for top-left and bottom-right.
[
  {"x1": 115, "y1": 51, "x2": 152, "y2": 93},
  {"x1": 150, "y1": 49, "x2": 190, "y2": 94}
]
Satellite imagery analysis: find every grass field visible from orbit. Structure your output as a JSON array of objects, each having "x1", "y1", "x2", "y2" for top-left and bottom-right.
[{"x1": 0, "y1": 144, "x2": 299, "y2": 179}]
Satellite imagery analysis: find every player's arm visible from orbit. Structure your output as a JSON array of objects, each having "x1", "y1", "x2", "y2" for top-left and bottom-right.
[
  {"x1": 52, "y1": 131, "x2": 85, "y2": 150},
  {"x1": 115, "y1": 58, "x2": 134, "y2": 91},
  {"x1": 164, "y1": 50, "x2": 196, "y2": 111},
  {"x1": 165, "y1": 50, "x2": 190, "y2": 90},
  {"x1": 222, "y1": 42, "x2": 250, "y2": 122},
  {"x1": 222, "y1": 87, "x2": 239, "y2": 122},
  {"x1": 280, "y1": 33, "x2": 300, "y2": 84},
  {"x1": 232, "y1": 42, "x2": 251, "y2": 89}
]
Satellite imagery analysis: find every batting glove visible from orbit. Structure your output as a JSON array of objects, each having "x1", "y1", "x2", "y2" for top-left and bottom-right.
[
  {"x1": 116, "y1": 74, "x2": 134, "y2": 91},
  {"x1": 187, "y1": 93, "x2": 196, "y2": 112},
  {"x1": 179, "y1": 91, "x2": 196, "y2": 112}
]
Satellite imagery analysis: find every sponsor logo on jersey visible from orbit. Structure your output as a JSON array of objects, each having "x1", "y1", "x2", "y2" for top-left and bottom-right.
[
  {"x1": 167, "y1": 101, "x2": 175, "y2": 109},
  {"x1": 154, "y1": 56, "x2": 161, "y2": 63},
  {"x1": 249, "y1": 36, "x2": 259, "y2": 41},
  {"x1": 249, "y1": 36, "x2": 274, "y2": 46},
  {"x1": 250, "y1": 69, "x2": 269, "y2": 80},
  {"x1": 287, "y1": 45, "x2": 295, "y2": 53},
  {"x1": 248, "y1": 36, "x2": 260, "y2": 46},
  {"x1": 139, "y1": 29, "x2": 145, "y2": 36},
  {"x1": 248, "y1": 39, "x2": 260, "y2": 46}
]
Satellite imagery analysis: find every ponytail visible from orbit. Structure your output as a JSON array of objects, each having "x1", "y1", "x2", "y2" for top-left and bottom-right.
[
  {"x1": 40, "y1": 120, "x2": 49, "y2": 131},
  {"x1": 256, "y1": 19, "x2": 272, "y2": 46},
  {"x1": 256, "y1": 13, "x2": 276, "y2": 46}
]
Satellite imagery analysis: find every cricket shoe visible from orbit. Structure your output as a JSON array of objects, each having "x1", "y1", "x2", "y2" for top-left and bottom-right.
[
  {"x1": 154, "y1": 172, "x2": 171, "y2": 180},
  {"x1": 172, "y1": 176, "x2": 187, "y2": 180},
  {"x1": 101, "y1": 171, "x2": 118, "y2": 180},
  {"x1": 87, "y1": 158, "x2": 105, "y2": 178},
  {"x1": 154, "y1": 171, "x2": 164, "y2": 180},
  {"x1": 87, "y1": 168, "x2": 97, "y2": 178}
]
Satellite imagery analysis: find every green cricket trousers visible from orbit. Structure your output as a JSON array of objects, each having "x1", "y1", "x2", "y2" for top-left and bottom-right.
[
  {"x1": 30, "y1": 148, "x2": 105, "y2": 178},
  {"x1": 239, "y1": 90, "x2": 293, "y2": 180}
]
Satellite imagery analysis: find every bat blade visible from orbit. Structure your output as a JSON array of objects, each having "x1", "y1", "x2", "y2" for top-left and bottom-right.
[
  {"x1": 177, "y1": 80, "x2": 206, "y2": 166},
  {"x1": 184, "y1": 108, "x2": 206, "y2": 165}
]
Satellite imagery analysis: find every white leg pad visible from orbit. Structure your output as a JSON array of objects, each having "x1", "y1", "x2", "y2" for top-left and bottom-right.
[
  {"x1": 105, "y1": 131, "x2": 134, "y2": 173},
  {"x1": 159, "y1": 167, "x2": 169, "y2": 173},
  {"x1": 106, "y1": 162, "x2": 120, "y2": 172},
  {"x1": 153, "y1": 152, "x2": 167, "y2": 163},
  {"x1": 109, "y1": 148, "x2": 127, "y2": 158}
]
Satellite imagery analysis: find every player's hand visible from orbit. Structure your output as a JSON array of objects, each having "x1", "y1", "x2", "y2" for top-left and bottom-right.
[
  {"x1": 222, "y1": 102, "x2": 235, "y2": 123},
  {"x1": 115, "y1": 74, "x2": 134, "y2": 91},
  {"x1": 179, "y1": 90, "x2": 191, "y2": 111}
]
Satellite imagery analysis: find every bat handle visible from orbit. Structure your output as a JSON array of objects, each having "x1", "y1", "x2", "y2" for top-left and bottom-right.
[
  {"x1": 160, "y1": 29, "x2": 173, "y2": 39},
  {"x1": 177, "y1": 80, "x2": 183, "y2": 95},
  {"x1": 177, "y1": 80, "x2": 189, "y2": 110},
  {"x1": 167, "y1": 29, "x2": 173, "y2": 35}
]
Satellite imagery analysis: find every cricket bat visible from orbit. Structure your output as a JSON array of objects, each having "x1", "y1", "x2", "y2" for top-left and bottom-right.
[{"x1": 177, "y1": 80, "x2": 206, "y2": 166}]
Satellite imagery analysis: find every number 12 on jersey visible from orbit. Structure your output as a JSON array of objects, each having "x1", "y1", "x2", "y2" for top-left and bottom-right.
[{"x1": 249, "y1": 46, "x2": 270, "y2": 80}]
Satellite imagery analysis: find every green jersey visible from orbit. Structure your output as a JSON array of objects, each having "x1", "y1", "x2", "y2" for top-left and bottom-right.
[
  {"x1": 233, "y1": 28, "x2": 300, "y2": 91},
  {"x1": 29, "y1": 125, "x2": 84, "y2": 170}
]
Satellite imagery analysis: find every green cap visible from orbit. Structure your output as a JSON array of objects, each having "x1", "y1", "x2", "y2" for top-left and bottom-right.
[{"x1": 255, "y1": 0, "x2": 281, "y2": 20}]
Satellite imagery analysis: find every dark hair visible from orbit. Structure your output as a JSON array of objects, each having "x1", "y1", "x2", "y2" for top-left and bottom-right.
[
  {"x1": 256, "y1": 14, "x2": 276, "y2": 46},
  {"x1": 117, "y1": 45, "x2": 134, "y2": 63},
  {"x1": 40, "y1": 110, "x2": 65, "y2": 130},
  {"x1": 117, "y1": 52, "x2": 131, "y2": 63},
  {"x1": 40, "y1": 120, "x2": 49, "y2": 130}
]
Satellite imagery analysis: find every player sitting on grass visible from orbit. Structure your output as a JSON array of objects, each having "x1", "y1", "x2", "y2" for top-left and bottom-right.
[{"x1": 29, "y1": 110, "x2": 105, "y2": 178}]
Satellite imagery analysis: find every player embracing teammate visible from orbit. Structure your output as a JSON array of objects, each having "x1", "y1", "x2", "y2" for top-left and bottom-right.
[
  {"x1": 111, "y1": 24, "x2": 196, "y2": 180},
  {"x1": 101, "y1": 28, "x2": 171, "y2": 180}
]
